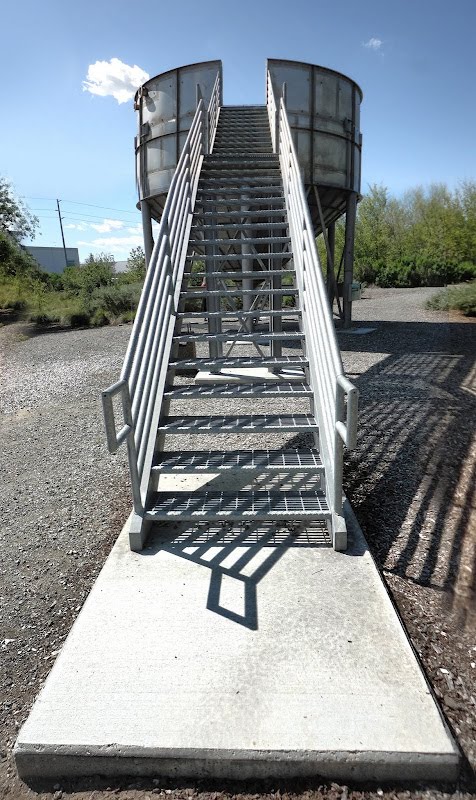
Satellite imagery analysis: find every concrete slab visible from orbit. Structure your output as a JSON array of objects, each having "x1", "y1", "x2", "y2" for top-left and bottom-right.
[{"x1": 15, "y1": 504, "x2": 458, "y2": 784}]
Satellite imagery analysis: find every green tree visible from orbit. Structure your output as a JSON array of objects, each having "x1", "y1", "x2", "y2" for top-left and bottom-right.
[
  {"x1": 125, "y1": 246, "x2": 146, "y2": 281},
  {"x1": 63, "y1": 252, "x2": 115, "y2": 299},
  {"x1": 0, "y1": 178, "x2": 39, "y2": 241},
  {"x1": 455, "y1": 180, "x2": 476, "y2": 263},
  {"x1": 354, "y1": 184, "x2": 392, "y2": 283}
]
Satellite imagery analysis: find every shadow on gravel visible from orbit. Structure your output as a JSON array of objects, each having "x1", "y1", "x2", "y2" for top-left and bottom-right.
[{"x1": 339, "y1": 320, "x2": 476, "y2": 629}]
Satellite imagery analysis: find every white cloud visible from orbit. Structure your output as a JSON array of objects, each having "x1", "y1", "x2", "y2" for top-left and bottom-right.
[
  {"x1": 82, "y1": 58, "x2": 149, "y2": 104},
  {"x1": 90, "y1": 218, "x2": 125, "y2": 233},
  {"x1": 64, "y1": 222, "x2": 88, "y2": 231},
  {"x1": 363, "y1": 37, "x2": 383, "y2": 50},
  {"x1": 77, "y1": 234, "x2": 143, "y2": 256}
]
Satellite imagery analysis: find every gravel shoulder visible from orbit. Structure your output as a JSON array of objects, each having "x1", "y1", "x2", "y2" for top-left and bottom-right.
[{"x1": 1, "y1": 287, "x2": 475, "y2": 800}]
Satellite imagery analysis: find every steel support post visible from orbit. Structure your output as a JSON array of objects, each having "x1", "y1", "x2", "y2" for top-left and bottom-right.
[
  {"x1": 241, "y1": 199, "x2": 253, "y2": 333},
  {"x1": 141, "y1": 201, "x2": 154, "y2": 268},
  {"x1": 327, "y1": 221, "x2": 335, "y2": 303},
  {"x1": 271, "y1": 239, "x2": 283, "y2": 357},
  {"x1": 343, "y1": 192, "x2": 357, "y2": 329},
  {"x1": 205, "y1": 220, "x2": 222, "y2": 359}
]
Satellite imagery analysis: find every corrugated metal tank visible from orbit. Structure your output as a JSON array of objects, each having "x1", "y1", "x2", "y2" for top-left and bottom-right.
[
  {"x1": 267, "y1": 58, "x2": 362, "y2": 231},
  {"x1": 135, "y1": 60, "x2": 222, "y2": 220}
]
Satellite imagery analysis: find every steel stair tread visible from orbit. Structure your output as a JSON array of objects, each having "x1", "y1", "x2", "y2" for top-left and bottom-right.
[
  {"x1": 203, "y1": 159, "x2": 278, "y2": 165},
  {"x1": 163, "y1": 382, "x2": 311, "y2": 399},
  {"x1": 153, "y1": 448, "x2": 322, "y2": 472},
  {"x1": 195, "y1": 198, "x2": 286, "y2": 207},
  {"x1": 180, "y1": 287, "x2": 296, "y2": 297},
  {"x1": 184, "y1": 255, "x2": 292, "y2": 265},
  {"x1": 197, "y1": 190, "x2": 284, "y2": 198},
  {"x1": 145, "y1": 489, "x2": 330, "y2": 520},
  {"x1": 177, "y1": 309, "x2": 301, "y2": 318},
  {"x1": 185, "y1": 269, "x2": 294, "y2": 279},
  {"x1": 173, "y1": 331, "x2": 302, "y2": 343},
  {"x1": 200, "y1": 178, "x2": 282, "y2": 186},
  {"x1": 192, "y1": 222, "x2": 288, "y2": 230},
  {"x1": 194, "y1": 209, "x2": 287, "y2": 218},
  {"x1": 157, "y1": 414, "x2": 318, "y2": 433},
  {"x1": 188, "y1": 236, "x2": 290, "y2": 247},
  {"x1": 169, "y1": 355, "x2": 307, "y2": 368}
]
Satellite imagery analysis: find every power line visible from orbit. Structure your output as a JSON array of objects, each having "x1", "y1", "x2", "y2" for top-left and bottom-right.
[
  {"x1": 61, "y1": 199, "x2": 139, "y2": 215},
  {"x1": 30, "y1": 207, "x2": 139, "y2": 221},
  {"x1": 22, "y1": 196, "x2": 138, "y2": 215}
]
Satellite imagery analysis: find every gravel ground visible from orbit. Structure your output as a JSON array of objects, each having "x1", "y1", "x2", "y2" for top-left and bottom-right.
[{"x1": 1, "y1": 287, "x2": 475, "y2": 800}]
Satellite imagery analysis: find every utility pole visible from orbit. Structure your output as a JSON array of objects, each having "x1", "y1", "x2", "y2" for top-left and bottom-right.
[{"x1": 56, "y1": 199, "x2": 68, "y2": 268}]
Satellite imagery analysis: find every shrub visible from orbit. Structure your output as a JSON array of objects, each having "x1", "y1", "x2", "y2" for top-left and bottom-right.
[
  {"x1": 426, "y1": 281, "x2": 476, "y2": 316},
  {"x1": 90, "y1": 281, "x2": 143, "y2": 321}
]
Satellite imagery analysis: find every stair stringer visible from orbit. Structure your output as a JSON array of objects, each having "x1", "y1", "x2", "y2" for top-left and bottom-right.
[{"x1": 129, "y1": 174, "x2": 202, "y2": 551}]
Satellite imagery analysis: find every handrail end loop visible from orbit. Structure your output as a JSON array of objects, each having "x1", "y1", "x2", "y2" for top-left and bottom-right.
[
  {"x1": 336, "y1": 374, "x2": 359, "y2": 450},
  {"x1": 102, "y1": 379, "x2": 134, "y2": 454}
]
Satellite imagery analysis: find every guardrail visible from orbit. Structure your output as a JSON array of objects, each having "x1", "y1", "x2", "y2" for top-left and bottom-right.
[
  {"x1": 266, "y1": 72, "x2": 358, "y2": 536},
  {"x1": 208, "y1": 71, "x2": 221, "y2": 151},
  {"x1": 101, "y1": 97, "x2": 208, "y2": 514}
]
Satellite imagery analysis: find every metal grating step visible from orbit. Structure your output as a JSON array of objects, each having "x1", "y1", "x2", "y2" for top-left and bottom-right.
[
  {"x1": 217, "y1": 123, "x2": 270, "y2": 131},
  {"x1": 188, "y1": 236, "x2": 290, "y2": 247},
  {"x1": 145, "y1": 490, "x2": 330, "y2": 521},
  {"x1": 212, "y1": 141, "x2": 272, "y2": 148},
  {"x1": 202, "y1": 159, "x2": 280, "y2": 170},
  {"x1": 157, "y1": 414, "x2": 318, "y2": 433},
  {"x1": 202, "y1": 174, "x2": 281, "y2": 181},
  {"x1": 192, "y1": 222, "x2": 288, "y2": 231},
  {"x1": 173, "y1": 331, "x2": 302, "y2": 344},
  {"x1": 211, "y1": 149, "x2": 273, "y2": 155},
  {"x1": 176, "y1": 309, "x2": 301, "y2": 319},
  {"x1": 169, "y1": 355, "x2": 307, "y2": 369},
  {"x1": 194, "y1": 209, "x2": 287, "y2": 219},
  {"x1": 195, "y1": 198, "x2": 285, "y2": 207},
  {"x1": 163, "y1": 382, "x2": 311, "y2": 399},
  {"x1": 200, "y1": 178, "x2": 282, "y2": 187},
  {"x1": 185, "y1": 269, "x2": 294, "y2": 280},
  {"x1": 184, "y1": 255, "x2": 292, "y2": 265},
  {"x1": 153, "y1": 448, "x2": 322, "y2": 472},
  {"x1": 180, "y1": 287, "x2": 296, "y2": 297},
  {"x1": 203, "y1": 166, "x2": 280, "y2": 174}
]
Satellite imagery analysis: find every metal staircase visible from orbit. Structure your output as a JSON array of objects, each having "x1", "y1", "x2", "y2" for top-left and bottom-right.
[{"x1": 102, "y1": 71, "x2": 358, "y2": 552}]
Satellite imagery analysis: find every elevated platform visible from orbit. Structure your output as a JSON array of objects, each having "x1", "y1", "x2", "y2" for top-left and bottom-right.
[{"x1": 15, "y1": 503, "x2": 458, "y2": 784}]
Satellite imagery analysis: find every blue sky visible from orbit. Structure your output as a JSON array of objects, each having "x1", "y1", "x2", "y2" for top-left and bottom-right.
[{"x1": 1, "y1": 0, "x2": 475, "y2": 261}]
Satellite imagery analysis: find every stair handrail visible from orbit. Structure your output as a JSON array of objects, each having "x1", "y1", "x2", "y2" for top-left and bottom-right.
[
  {"x1": 102, "y1": 98, "x2": 207, "y2": 514},
  {"x1": 266, "y1": 70, "x2": 278, "y2": 153},
  {"x1": 266, "y1": 72, "x2": 358, "y2": 526},
  {"x1": 208, "y1": 70, "x2": 221, "y2": 151}
]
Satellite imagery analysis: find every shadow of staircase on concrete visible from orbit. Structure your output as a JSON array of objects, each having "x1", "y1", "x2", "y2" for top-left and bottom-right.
[{"x1": 143, "y1": 519, "x2": 329, "y2": 629}]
